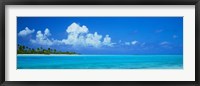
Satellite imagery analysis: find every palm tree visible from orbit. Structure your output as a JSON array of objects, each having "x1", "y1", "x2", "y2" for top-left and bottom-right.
[
  {"x1": 26, "y1": 46, "x2": 28, "y2": 50},
  {"x1": 37, "y1": 48, "x2": 40, "y2": 53},
  {"x1": 31, "y1": 48, "x2": 35, "y2": 53},
  {"x1": 54, "y1": 49, "x2": 56, "y2": 54},
  {"x1": 22, "y1": 45, "x2": 25, "y2": 50},
  {"x1": 47, "y1": 48, "x2": 50, "y2": 54},
  {"x1": 17, "y1": 44, "x2": 78, "y2": 54}
]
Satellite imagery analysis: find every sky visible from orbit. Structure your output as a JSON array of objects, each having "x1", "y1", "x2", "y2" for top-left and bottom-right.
[{"x1": 17, "y1": 17, "x2": 183, "y2": 55}]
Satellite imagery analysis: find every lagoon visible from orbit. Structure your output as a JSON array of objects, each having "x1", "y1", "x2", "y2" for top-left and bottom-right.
[{"x1": 17, "y1": 55, "x2": 183, "y2": 69}]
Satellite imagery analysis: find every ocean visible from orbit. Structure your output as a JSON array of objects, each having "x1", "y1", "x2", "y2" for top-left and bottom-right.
[{"x1": 17, "y1": 55, "x2": 183, "y2": 69}]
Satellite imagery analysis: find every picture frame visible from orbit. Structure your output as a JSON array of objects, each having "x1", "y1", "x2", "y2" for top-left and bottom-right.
[{"x1": 0, "y1": 0, "x2": 199, "y2": 86}]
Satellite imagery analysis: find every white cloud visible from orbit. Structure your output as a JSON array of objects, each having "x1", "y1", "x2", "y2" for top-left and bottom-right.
[
  {"x1": 103, "y1": 35, "x2": 114, "y2": 47},
  {"x1": 62, "y1": 22, "x2": 115, "y2": 48},
  {"x1": 62, "y1": 23, "x2": 103, "y2": 47},
  {"x1": 160, "y1": 41, "x2": 172, "y2": 49},
  {"x1": 125, "y1": 42, "x2": 130, "y2": 45},
  {"x1": 30, "y1": 28, "x2": 53, "y2": 46},
  {"x1": 124, "y1": 41, "x2": 138, "y2": 46},
  {"x1": 29, "y1": 22, "x2": 114, "y2": 48},
  {"x1": 160, "y1": 41, "x2": 169, "y2": 45},
  {"x1": 18, "y1": 27, "x2": 35, "y2": 37},
  {"x1": 66, "y1": 22, "x2": 88, "y2": 34},
  {"x1": 44, "y1": 28, "x2": 51, "y2": 36},
  {"x1": 131, "y1": 41, "x2": 138, "y2": 45},
  {"x1": 85, "y1": 32, "x2": 102, "y2": 48},
  {"x1": 61, "y1": 22, "x2": 89, "y2": 46}
]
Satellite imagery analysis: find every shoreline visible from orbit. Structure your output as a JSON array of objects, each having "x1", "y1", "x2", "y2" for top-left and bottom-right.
[
  {"x1": 17, "y1": 54, "x2": 79, "y2": 56},
  {"x1": 17, "y1": 54, "x2": 183, "y2": 56}
]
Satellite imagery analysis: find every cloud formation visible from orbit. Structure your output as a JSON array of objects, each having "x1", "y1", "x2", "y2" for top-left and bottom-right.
[
  {"x1": 85, "y1": 32, "x2": 102, "y2": 47},
  {"x1": 63, "y1": 22, "x2": 115, "y2": 48},
  {"x1": 160, "y1": 41, "x2": 172, "y2": 49},
  {"x1": 131, "y1": 41, "x2": 138, "y2": 45},
  {"x1": 125, "y1": 41, "x2": 138, "y2": 46},
  {"x1": 30, "y1": 28, "x2": 53, "y2": 46},
  {"x1": 18, "y1": 27, "x2": 35, "y2": 37},
  {"x1": 125, "y1": 42, "x2": 130, "y2": 45},
  {"x1": 160, "y1": 41, "x2": 169, "y2": 45},
  {"x1": 29, "y1": 22, "x2": 114, "y2": 48},
  {"x1": 61, "y1": 22, "x2": 89, "y2": 46},
  {"x1": 103, "y1": 35, "x2": 115, "y2": 47},
  {"x1": 66, "y1": 22, "x2": 88, "y2": 34}
]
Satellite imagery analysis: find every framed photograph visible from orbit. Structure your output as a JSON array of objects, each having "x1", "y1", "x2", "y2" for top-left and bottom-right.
[{"x1": 0, "y1": 0, "x2": 199, "y2": 86}]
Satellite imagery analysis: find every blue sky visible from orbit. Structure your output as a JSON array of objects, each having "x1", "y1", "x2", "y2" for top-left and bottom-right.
[{"x1": 17, "y1": 17, "x2": 183, "y2": 55}]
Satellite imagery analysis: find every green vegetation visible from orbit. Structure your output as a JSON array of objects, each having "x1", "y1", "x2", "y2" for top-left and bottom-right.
[{"x1": 17, "y1": 44, "x2": 78, "y2": 55}]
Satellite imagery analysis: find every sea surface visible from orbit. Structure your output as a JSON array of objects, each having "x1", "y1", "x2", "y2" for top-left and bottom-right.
[{"x1": 17, "y1": 55, "x2": 183, "y2": 69}]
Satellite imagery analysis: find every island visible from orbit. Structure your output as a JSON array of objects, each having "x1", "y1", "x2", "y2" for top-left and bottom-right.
[{"x1": 17, "y1": 44, "x2": 78, "y2": 55}]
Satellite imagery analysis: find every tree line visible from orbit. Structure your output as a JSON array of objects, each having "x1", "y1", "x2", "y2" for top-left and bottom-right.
[{"x1": 17, "y1": 44, "x2": 78, "y2": 54}]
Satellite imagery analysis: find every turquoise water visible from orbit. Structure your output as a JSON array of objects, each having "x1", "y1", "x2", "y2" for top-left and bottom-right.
[{"x1": 17, "y1": 55, "x2": 183, "y2": 69}]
